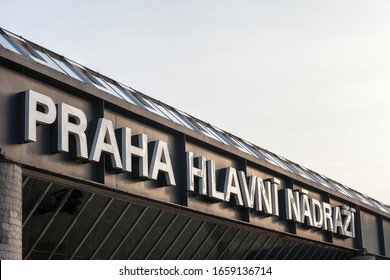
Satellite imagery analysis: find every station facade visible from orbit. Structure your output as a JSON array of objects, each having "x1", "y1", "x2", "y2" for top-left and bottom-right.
[{"x1": 1, "y1": 28, "x2": 389, "y2": 260}]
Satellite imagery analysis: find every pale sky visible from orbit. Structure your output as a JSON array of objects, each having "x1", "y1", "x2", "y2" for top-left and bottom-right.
[{"x1": 2, "y1": 0, "x2": 390, "y2": 204}]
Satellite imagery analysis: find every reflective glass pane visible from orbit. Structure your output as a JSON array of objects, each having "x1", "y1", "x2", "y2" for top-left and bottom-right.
[
  {"x1": 186, "y1": 118, "x2": 207, "y2": 133},
  {"x1": 33, "y1": 49, "x2": 67, "y2": 73},
  {"x1": 168, "y1": 109, "x2": 200, "y2": 131},
  {"x1": 228, "y1": 137, "x2": 250, "y2": 153},
  {"x1": 154, "y1": 103, "x2": 183, "y2": 124},
  {"x1": 118, "y1": 83, "x2": 147, "y2": 109},
  {"x1": 210, "y1": 126, "x2": 238, "y2": 147},
  {"x1": 93, "y1": 76, "x2": 123, "y2": 99},
  {"x1": 106, "y1": 81, "x2": 142, "y2": 106},
  {"x1": 261, "y1": 152, "x2": 289, "y2": 171},
  {"x1": 209, "y1": 127, "x2": 231, "y2": 145},
  {"x1": 327, "y1": 180, "x2": 353, "y2": 198},
  {"x1": 0, "y1": 32, "x2": 24, "y2": 55},
  {"x1": 194, "y1": 122, "x2": 220, "y2": 141},
  {"x1": 49, "y1": 55, "x2": 86, "y2": 82},
  {"x1": 141, "y1": 98, "x2": 170, "y2": 119},
  {"x1": 4, "y1": 35, "x2": 43, "y2": 61},
  {"x1": 240, "y1": 140, "x2": 268, "y2": 160}
]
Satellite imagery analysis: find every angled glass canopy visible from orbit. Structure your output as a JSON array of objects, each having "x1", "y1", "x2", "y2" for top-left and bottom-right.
[{"x1": 1, "y1": 27, "x2": 389, "y2": 215}]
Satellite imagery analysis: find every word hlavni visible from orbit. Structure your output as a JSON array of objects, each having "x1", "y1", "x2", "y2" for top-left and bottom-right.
[
  {"x1": 20, "y1": 90, "x2": 356, "y2": 238},
  {"x1": 187, "y1": 152, "x2": 355, "y2": 238}
]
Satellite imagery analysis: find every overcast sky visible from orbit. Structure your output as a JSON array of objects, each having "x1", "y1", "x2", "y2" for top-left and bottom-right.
[{"x1": 2, "y1": 0, "x2": 390, "y2": 204}]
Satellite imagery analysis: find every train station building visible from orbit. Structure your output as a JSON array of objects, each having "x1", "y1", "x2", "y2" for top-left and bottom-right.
[{"x1": 1, "y1": 27, "x2": 389, "y2": 260}]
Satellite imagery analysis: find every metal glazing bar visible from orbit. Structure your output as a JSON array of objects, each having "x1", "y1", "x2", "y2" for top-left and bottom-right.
[
  {"x1": 24, "y1": 188, "x2": 73, "y2": 259},
  {"x1": 94, "y1": 76, "x2": 123, "y2": 99},
  {"x1": 229, "y1": 232, "x2": 252, "y2": 260},
  {"x1": 321, "y1": 249, "x2": 334, "y2": 260},
  {"x1": 330, "y1": 251, "x2": 342, "y2": 260},
  {"x1": 300, "y1": 245, "x2": 314, "y2": 260},
  {"x1": 140, "y1": 98, "x2": 169, "y2": 119},
  {"x1": 252, "y1": 236, "x2": 272, "y2": 260},
  {"x1": 242, "y1": 235, "x2": 262, "y2": 260},
  {"x1": 369, "y1": 199, "x2": 388, "y2": 213},
  {"x1": 153, "y1": 103, "x2": 182, "y2": 125},
  {"x1": 190, "y1": 224, "x2": 219, "y2": 260},
  {"x1": 0, "y1": 31, "x2": 26, "y2": 56},
  {"x1": 240, "y1": 140, "x2": 267, "y2": 160},
  {"x1": 330, "y1": 251, "x2": 339, "y2": 260},
  {"x1": 118, "y1": 82, "x2": 147, "y2": 109},
  {"x1": 161, "y1": 218, "x2": 193, "y2": 260},
  {"x1": 70, "y1": 198, "x2": 114, "y2": 259},
  {"x1": 21, "y1": 41, "x2": 45, "y2": 62},
  {"x1": 217, "y1": 229, "x2": 241, "y2": 260},
  {"x1": 228, "y1": 137, "x2": 250, "y2": 153},
  {"x1": 272, "y1": 240, "x2": 288, "y2": 260},
  {"x1": 170, "y1": 109, "x2": 200, "y2": 131},
  {"x1": 290, "y1": 243, "x2": 306, "y2": 260},
  {"x1": 107, "y1": 81, "x2": 141, "y2": 106},
  {"x1": 90, "y1": 203, "x2": 132, "y2": 260},
  {"x1": 32, "y1": 48, "x2": 66, "y2": 73},
  {"x1": 262, "y1": 238, "x2": 279, "y2": 260},
  {"x1": 306, "y1": 246, "x2": 320, "y2": 260},
  {"x1": 205, "y1": 227, "x2": 230, "y2": 260},
  {"x1": 176, "y1": 221, "x2": 206, "y2": 260},
  {"x1": 22, "y1": 182, "x2": 53, "y2": 228},
  {"x1": 315, "y1": 248, "x2": 328, "y2": 260},
  {"x1": 127, "y1": 211, "x2": 164, "y2": 260},
  {"x1": 48, "y1": 193, "x2": 96, "y2": 259},
  {"x1": 52, "y1": 56, "x2": 87, "y2": 82},
  {"x1": 336, "y1": 252, "x2": 347, "y2": 260},
  {"x1": 109, "y1": 207, "x2": 149, "y2": 260},
  {"x1": 22, "y1": 177, "x2": 30, "y2": 189},
  {"x1": 282, "y1": 242, "x2": 298, "y2": 260},
  {"x1": 341, "y1": 253, "x2": 349, "y2": 260},
  {"x1": 145, "y1": 215, "x2": 179, "y2": 260}
]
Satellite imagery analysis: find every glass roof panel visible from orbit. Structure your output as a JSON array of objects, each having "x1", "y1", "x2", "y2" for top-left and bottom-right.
[
  {"x1": 117, "y1": 83, "x2": 147, "y2": 108},
  {"x1": 240, "y1": 141, "x2": 268, "y2": 160},
  {"x1": 227, "y1": 136, "x2": 252, "y2": 154},
  {"x1": 92, "y1": 75, "x2": 124, "y2": 99},
  {"x1": 3, "y1": 27, "x2": 389, "y2": 214},
  {"x1": 32, "y1": 48, "x2": 67, "y2": 74},
  {"x1": 46, "y1": 54, "x2": 86, "y2": 82},
  {"x1": 0, "y1": 31, "x2": 25, "y2": 55},
  {"x1": 105, "y1": 80, "x2": 142, "y2": 106},
  {"x1": 167, "y1": 109, "x2": 201, "y2": 131},
  {"x1": 3, "y1": 33, "x2": 43, "y2": 61},
  {"x1": 140, "y1": 97, "x2": 171, "y2": 119},
  {"x1": 153, "y1": 103, "x2": 184, "y2": 125},
  {"x1": 196, "y1": 122, "x2": 221, "y2": 141}
]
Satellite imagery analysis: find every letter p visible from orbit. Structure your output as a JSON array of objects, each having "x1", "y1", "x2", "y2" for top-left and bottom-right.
[{"x1": 21, "y1": 90, "x2": 56, "y2": 142}]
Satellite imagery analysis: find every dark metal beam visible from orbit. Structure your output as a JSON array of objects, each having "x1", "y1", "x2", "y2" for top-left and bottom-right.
[
  {"x1": 90, "y1": 202, "x2": 131, "y2": 260},
  {"x1": 205, "y1": 227, "x2": 230, "y2": 259},
  {"x1": 176, "y1": 221, "x2": 205, "y2": 260},
  {"x1": 127, "y1": 210, "x2": 164, "y2": 260},
  {"x1": 70, "y1": 198, "x2": 114, "y2": 259},
  {"x1": 190, "y1": 224, "x2": 219, "y2": 260},
  {"x1": 22, "y1": 182, "x2": 52, "y2": 228},
  {"x1": 109, "y1": 206, "x2": 148, "y2": 260},
  {"x1": 145, "y1": 214, "x2": 178, "y2": 260},
  {"x1": 217, "y1": 229, "x2": 241, "y2": 260},
  {"x1": 48, "y1": 193, "x2": 95, "y2": 259},
  {"x1": 161, "y1": 217, "x2": 193, "y2": 260},
  {"x1": 24, "y1": 188, "x2": 73, "y2": 259}
]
